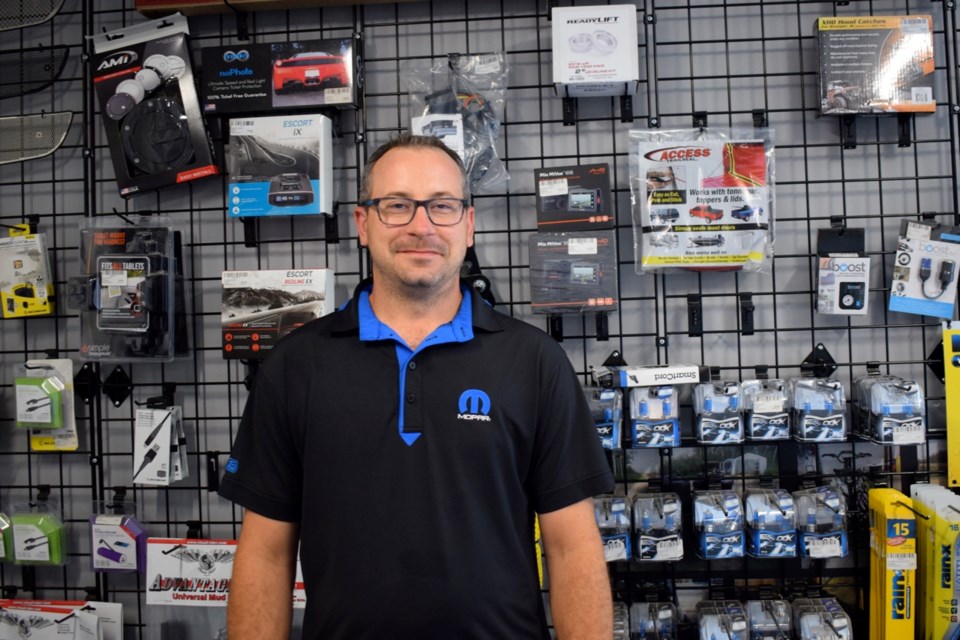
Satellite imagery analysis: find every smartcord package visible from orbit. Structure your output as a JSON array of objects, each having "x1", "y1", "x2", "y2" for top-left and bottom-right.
[
  {"x1": 221, "y1": 269, "x2": 335, "y2": 359},
  {"x1": 816, "y1": 15, "x2": 935, "y2": 115},
  {"x1": 91, "y1": 14, "x2": 217, "y2": 197},
  {"x1": 630, "y1": 128, "x2": 775, "y2": 272},
  {"x1": 534, "y1": 163, "x2": 613, "y2": 231},
  {"x1": 69, "y1": 218, "x2": 186, "y2": 362},
  {"x1": 529, "y1": 230, "x2": 618, "y2": 314},
  {"x1": 227, "y1": 114, "x2": 334, "y2": 217},
  {"x1": 889, "y1": 218, "x2": 960, "y2": 319},
  {"x1": 201, "y1": 36, "x2": 361, "y2": 114},
  {"x1": 133, "y1": 406, "x2": 188, "y2": 486},
  {"x1": 551, "y1": 4, "x2": 639, "y2": 97},
  {"x1": 16, "y1": 358, "x2": 79, "y2": 453},
  {"x1": 10, "y1": 498, "x2": 67, "y2": 566}
]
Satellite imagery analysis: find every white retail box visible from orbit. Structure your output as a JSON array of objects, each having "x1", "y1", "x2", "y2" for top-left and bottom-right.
[{"x1": 552, "y1": 4, "x2": 640, "y2": 98}]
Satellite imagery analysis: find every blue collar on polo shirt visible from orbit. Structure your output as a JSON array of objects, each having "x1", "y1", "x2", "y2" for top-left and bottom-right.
[{"x1": 356, "y1": 283, "x2": 474, "y2": 446}]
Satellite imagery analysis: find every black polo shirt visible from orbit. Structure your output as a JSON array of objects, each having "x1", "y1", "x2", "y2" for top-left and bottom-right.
[{"x1": 219, "y1": 281, "x2": 614, "y2": 639}]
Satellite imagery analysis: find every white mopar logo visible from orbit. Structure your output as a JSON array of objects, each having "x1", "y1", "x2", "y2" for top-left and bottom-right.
[{"x1": 458, "y1": 389, "x2": 491, "y2": 422}]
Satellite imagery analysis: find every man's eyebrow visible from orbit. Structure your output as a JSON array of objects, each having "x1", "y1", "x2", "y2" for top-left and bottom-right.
[{"x1": 378, "y1": 191, "x2": 464, "y2": 199}]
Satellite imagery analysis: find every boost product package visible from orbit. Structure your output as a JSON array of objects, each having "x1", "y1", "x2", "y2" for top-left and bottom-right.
[
  {"x1": 889, "y1": 218, "x2": 960, "y2": 319},
  {"x1": 92, "y1": 13, "x2": 218, "y2": 197},
  {"x1": 551, "y1": 4, "x2": 639, "y2": 98},
  {"x1": 0, "y1": 230, "x2": 54, "y2": 318},
  {"x1": 226, "y1": 114, "x2": 334, "y2": 217},
  {"x1": 816, "y1": 226, "x2": 870, "y2": 316},
  {"x1": 201, "y1": 36, "x2": 361, "y2": 114},
  {"x1": 534, "y1": 163, "x2": 613, "y2": 231},
  {"x1": 630, "y1": 128, "x2": 775, "y2": 272},
  {"x1": 68, "y1": 217, "x2": 188, "y2": 362},
  {"x1": 221, "y1": 268, "x2": 335, "y2": 359},
  {"x1": 816, "y1": 15, "x2": 935, "y2": 115},
  {"x1": 529, "y1": 230, "x2": 618, "y2": 315}
]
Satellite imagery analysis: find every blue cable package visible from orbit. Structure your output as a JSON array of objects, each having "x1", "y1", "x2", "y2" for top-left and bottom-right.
[
  {"x1": 634, "y1": 493, "x2": 683, "y2": 562},
  {"x1": 630, "y1": 602, "x2": 678, "y2": 640},
  {"x1": 594, "y1": 495, "x2": 631, "y2": 562},
  {"x1": 852, "y1": 375, "x2": 925, "y2": 445},
  {"x1": 744, "y1": 488, "x2": 797, "y2": 558},
  {"x1": 746, "y1": 600, "x2": 792, "y2": 640},
  {"x1": 793, "y1": 486, "x2": 848, "y2": 559},
  {"x1": 695, "y1": 381, "x2": 744, "y2": 444},
  {"x1": 742, "y1": 379, "x2": 790, "y2": 441},
  {"x1": 789, "y1": 378, "x2": 846, "y2": 442},
  {"x1": 629, "y1": 385, "x2": 680, "y2": 448},
  {"x1": 587, "y1": 386, "x2": 622, "y2": 449},
  {"x1": 697, "y1": 600, "x2": 749, "y2": 640},
  {"x1": 694, "y1": 490, "x2": 745, "y2": 559}
]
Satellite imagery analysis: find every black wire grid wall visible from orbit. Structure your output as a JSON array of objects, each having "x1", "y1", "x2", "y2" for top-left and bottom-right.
[{"x1": 0, "y1": 0, "x2": 958, "y2": 636}]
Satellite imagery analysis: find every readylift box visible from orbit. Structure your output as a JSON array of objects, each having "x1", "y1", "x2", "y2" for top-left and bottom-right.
[
  {"x1": 201, "y1": 36, "x2": 361, "y2": 114},
  {"x1": 227, "y1": 114, "x2": 334, "y2": 217},
  {"x1": 92, "y1": 13, "x2": 218, "y2": 197},
  {"x1": 551, "y1": 4, "x2": 639, "y2": 98},
  {"x1": 816, "y1": 15, "x2": 935, "y2": 115}
]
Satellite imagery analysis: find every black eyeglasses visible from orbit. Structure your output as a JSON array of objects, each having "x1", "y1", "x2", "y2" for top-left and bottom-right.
[{"x1": 362, "y1": 197, "x2": 469, "y2": 227}]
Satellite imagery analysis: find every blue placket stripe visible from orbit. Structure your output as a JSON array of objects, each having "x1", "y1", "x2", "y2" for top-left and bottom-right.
[{"x1": 357, "y1": 288, "x2": 475, "y2": 446}]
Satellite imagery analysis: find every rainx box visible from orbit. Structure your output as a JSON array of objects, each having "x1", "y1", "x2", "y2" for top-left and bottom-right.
[
  {"x1": 200, "y1": 36, "x2": 361, "y2": 115},
  {"x1": 91, "y1": 14, "x2": 217, "y2": 197}
]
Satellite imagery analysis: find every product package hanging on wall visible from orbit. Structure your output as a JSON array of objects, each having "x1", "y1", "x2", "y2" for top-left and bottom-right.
[
  {"x1": 0, "y1": 511, "x2": 11, "y2": 562},
  {"x1": 91, "y1": 13, "x2": 217, "y2": 197},
  {"x1": 89, "y1": 499, "x2": 148, "y2": 573},
  {"x1": 10, "y1": 496, "x2": 67, "y2": 566},
  {"x1": 629, "y1": 128, "x2": 775, "y2": 273},
  {"x1": 404, "y1": 52, "x2": 509, "y2": 195},
  {"x1": 15, "y1": 358, "x2": 79, "y2": 452},
  {"x1": 528, "y1": 230, "x2": 619, "y2": 315},
  {"x1": 0, "y1": 225, "x2": 54, "y2": 319},
  {"x1": 133, "y1": 405, "x2": 187, "y2": 486},
  {"x1": 68, "y1": 216, "x2": 187, "y2": 362},
  {"x1": 889, "y1": 218, "x2": 960, "y2": 320}
]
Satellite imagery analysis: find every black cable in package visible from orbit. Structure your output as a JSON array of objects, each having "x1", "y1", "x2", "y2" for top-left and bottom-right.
[{"x1": 404, "y1": 52, "x2": 509, "y2": 195}]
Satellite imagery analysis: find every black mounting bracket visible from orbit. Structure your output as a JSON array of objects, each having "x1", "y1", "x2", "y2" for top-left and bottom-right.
[
  {"x1": 102, "y1": 366, "x2": 133, "y2": 408},
  {"x1": 74, "y1": 362, "x2": 100, "y2": 405},
  {"x1": 687, "y1": 294, "x2": 703, "y2": 336},
  {"x1": 739, "y1": 293, "x2": 755, "y2": 335},
  {"x1": 801, "y1": 343, "x2": 837, "y2": 378}
]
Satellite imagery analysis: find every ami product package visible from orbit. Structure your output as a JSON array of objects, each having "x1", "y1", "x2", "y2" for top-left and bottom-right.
[{"x1": 92, "y1": 13, "x2": 217, "y2": 197}]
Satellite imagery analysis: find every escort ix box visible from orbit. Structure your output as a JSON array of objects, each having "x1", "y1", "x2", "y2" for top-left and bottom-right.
[
  {"x1": 222, "y1": 269, "x2": 335, "y2": 359},
  {"x1": 816, "y1": 15, "x2": 935, "y2": 115},
  {"x1": 551, "y1": 4, "x2": 639, "y2": 98},
  {"x1": 201, "y1": 36, "x2": 361, "y2": 114},
  {"x1": 535, "y1": 163, "x2": 613, "y2": 232},
  {"x1": 92, "y1": 13, "x2": 218, "y2": 197},
  {"x1": 226, "y1": 114, "x2": 334, "y2": 217}
]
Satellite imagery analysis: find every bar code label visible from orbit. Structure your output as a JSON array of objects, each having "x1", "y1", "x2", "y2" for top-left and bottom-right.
[
  {"x1": 657, "y1": 539, "x2": 683, "y2": 560},
  {"x1": 231, "y1": 120, "x2": 256, "y2": 135},
  {"x1": 887, "y1": 552, "x2": 917, "y2": 570},
  {"x1": 893, "y1": 423, "x2": 925, "y2": 445},
  {"x1": 539, "y1": 178, "x2": 568, "y2": 198},
  {"x1": 568, "y1": 237, "x2": 598, "y2": 255},
  {"x1": 474, "y1": 54, "x2": 502, "y2": 75},
  {"x1": 324, "y1": 87, "x2": 352, "y2": 104},
  {"x1": 808, "y1": 537, "x2": 841, "y2": 558},
  {"x1": 901, "y1": 17, "x2": 929, "y2": 34},
  {"x1": 912, "y1": 87, "x2": 933, "y2": 103}
]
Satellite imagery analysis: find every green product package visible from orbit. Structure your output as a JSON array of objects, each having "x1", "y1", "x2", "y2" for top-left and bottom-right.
[
  {"x1": 11, "y1": 506, "x2": 67, "y2": 566},
  {"x1": 0, "y1": 512, "x2": 11, "y2": 561},
  {"x1": 14, "y1": 374, "x2": 64, "y2": 429}
]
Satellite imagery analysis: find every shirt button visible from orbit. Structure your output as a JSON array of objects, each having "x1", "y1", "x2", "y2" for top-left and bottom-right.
[
  {"x1": 408, "y1": 361, "x2": 416, "y2": 370},
  {"x1": 407, "y1": 394, "x2": 417, "y2": 403}
]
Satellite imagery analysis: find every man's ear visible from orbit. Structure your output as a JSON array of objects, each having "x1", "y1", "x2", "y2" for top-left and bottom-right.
[
  {"x1": 465, "y1": 205, "x2": 476, "y2": 248},
  {"x1": 354, "y1": 205, "x2": 369, "y2": 247}
]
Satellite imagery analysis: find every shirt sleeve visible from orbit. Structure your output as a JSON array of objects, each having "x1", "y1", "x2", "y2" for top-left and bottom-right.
[
  {"x1": 218, "y1": 365, "x2": 303, "y2": 522},
  {"x1": 528, "y1": 339, "x2": 615, "y2": 514}
]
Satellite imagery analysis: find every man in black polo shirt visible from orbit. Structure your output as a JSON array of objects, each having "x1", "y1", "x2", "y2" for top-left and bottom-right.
[{"x1": 220, "y1": 134, "x2": 615, "y2": 639}]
